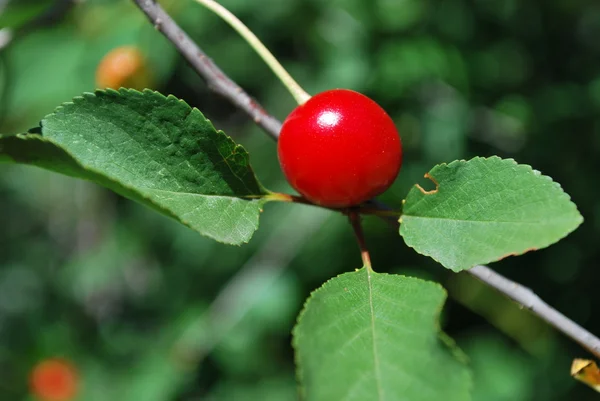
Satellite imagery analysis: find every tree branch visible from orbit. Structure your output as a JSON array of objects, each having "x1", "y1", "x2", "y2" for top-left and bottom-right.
[
  {"x1": 131, "y1": 0, "x2": 281, "y2": 140},
  {"x1": 468, "y1": 265, "x2": 600, "y2": 358},
  {"x1": 130, "y1": 0, "x2": 600, "y2": 359}
]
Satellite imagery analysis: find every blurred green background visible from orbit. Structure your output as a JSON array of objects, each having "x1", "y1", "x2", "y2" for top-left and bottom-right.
[{"x1": 1, "y1": 0, "x2": 599, "y2": 400}]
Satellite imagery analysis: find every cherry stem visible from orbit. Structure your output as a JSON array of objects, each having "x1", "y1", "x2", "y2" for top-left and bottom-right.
[
  {"x1": 263, "y1": 193, "x2": 402, "y2": 218},
  {"x1": 348, "y1": 212, "x2": 372, "y2": 270},
  {"x1": 191, "y1": 0, "x2": 311, "y2": 105}
]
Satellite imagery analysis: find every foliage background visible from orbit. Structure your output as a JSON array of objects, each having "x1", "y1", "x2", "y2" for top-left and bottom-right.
[{"x1": 1, "y1": 0, "x2": 599, "y2": 399}]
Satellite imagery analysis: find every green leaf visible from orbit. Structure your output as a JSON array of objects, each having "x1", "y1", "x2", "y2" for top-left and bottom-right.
[
  {"x1": 293, "y1": 267, "x2": 471, "y2": 401},
  {"x1": 400, "y1": 156, "x2": 583, "y2": 271},
  {"x1": 0, "y1": 89, "x2": 268, "y2": 244}
]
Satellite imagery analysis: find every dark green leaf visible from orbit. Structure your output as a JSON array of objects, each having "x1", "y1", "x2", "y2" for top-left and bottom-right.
[{"x1": 0, "y1": 89, "x2": 268, "y2": 244}]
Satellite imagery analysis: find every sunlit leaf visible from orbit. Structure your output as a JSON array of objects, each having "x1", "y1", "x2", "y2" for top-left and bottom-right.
[
  {"x1": 400, "y1": 157, "x2": 583, "y2": 271},
  {"x1": 293, "y1": 267, "x2": 472, "y2": 401}
]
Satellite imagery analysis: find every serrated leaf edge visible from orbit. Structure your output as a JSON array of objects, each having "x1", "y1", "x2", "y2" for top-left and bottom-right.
[
  {"x1": 13, "y1": 133, "x2": 267, "y2": 244},
  {"x1": 41, "y1": 88, "x2": 269, "y2": 196},
  {"x1": 399, "y1": 156, "x2": 584, "y2": 271},
  {"x1": 8, "y1": 88, "x2": 271, "y2": 245}
]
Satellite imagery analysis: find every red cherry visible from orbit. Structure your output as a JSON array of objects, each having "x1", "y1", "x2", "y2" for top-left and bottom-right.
[{"x1": 277, "y1": 89, "x2": 402, "y2": 207}]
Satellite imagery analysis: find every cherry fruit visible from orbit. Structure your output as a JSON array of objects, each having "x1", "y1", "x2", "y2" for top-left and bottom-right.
[
  {"x1": 30, "y1": 358, "x2": 79, "y2": 401},
  {"x1": 277, "y1": 89, "x2": 402, "y2": 207},
  {"x1": 96, "y1": 46, "x2": 151, "y2": 90}
]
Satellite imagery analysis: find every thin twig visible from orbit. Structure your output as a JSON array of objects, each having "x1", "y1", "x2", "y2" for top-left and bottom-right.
[
  {"x1": 363, "y1": 198, "x2": 600, "y2": 358},
  {"x1": 191, "y1": 0, "x2": 310, "y2": 105},
  {"x1": 468, "y1": 265, "x2": 600, "y2": 358},
  {"x1": 131, "y1": 0, "x2": 281, "y2": 140},
  {"x1": 131, "y1": 0, "x2": 600, "y2": 359}
]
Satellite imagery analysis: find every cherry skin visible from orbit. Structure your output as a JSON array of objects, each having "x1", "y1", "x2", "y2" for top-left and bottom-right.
[{"x1": 277, "y1": 89, "x2": 402, "y2": 207}]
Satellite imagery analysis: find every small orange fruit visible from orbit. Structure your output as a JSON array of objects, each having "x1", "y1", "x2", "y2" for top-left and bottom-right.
[
  {"x1": 30, "y1": 358, "x2": 79, "y2": 401},
  {"x1": 96, "y1": 45, "x2": 151, "y2": 90}
]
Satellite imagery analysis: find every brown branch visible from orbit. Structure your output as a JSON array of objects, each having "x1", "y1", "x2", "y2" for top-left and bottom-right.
[
  {"x1": 131, "y1": 0, "x2": 600, "y2": 359},
  {"x1": 131, "y1": 0, "x2": 282, "y2": 140}
]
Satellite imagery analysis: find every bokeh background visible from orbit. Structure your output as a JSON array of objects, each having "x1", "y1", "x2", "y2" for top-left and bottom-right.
[{"x1": 1, "y1": 0, "x2": 599, "y2": 400}]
